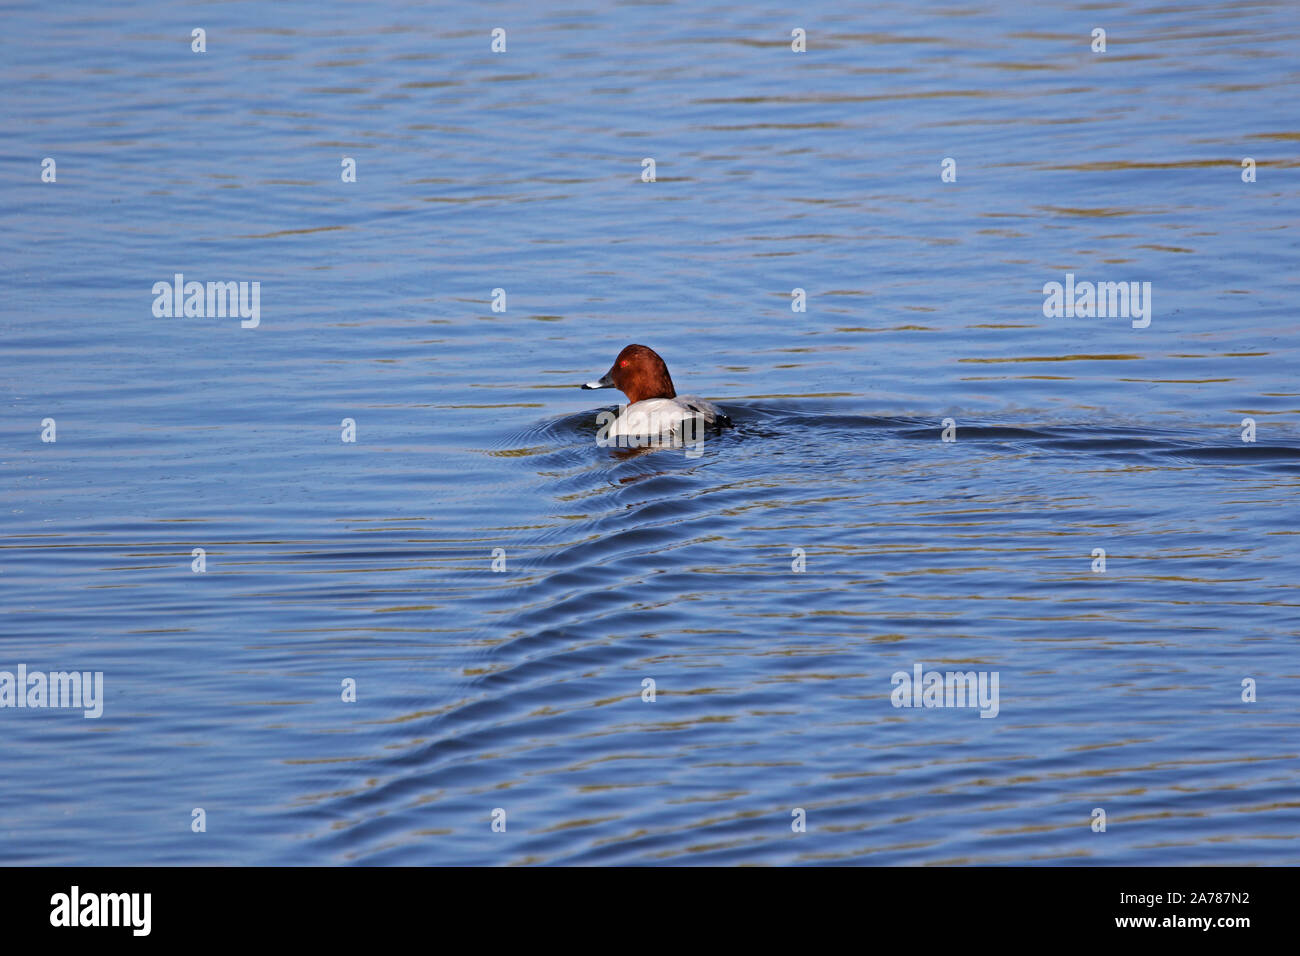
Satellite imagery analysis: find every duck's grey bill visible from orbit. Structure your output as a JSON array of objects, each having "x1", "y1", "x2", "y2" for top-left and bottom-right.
[{"x1": 581, "y1": 372, "x2": 615, "y2": 390}]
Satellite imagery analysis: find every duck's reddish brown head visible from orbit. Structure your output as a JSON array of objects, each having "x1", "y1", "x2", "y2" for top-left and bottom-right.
[{"x1": 581, "y1": 344, "x2": 677, "y2": 404}]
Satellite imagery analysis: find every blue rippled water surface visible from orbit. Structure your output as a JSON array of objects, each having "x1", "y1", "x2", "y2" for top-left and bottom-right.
[{"x1": 1, "y1": 0, "x2": 1298, "y2": 864}]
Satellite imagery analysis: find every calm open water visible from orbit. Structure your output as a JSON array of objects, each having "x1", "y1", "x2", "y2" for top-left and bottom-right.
[{"x1": 1, "y1": 0, "x2": 1298, "y2": 865}]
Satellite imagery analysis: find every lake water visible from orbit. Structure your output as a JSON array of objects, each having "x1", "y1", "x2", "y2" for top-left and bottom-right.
[{"x1": 2, "y1": 0, "x2": 1298, "y2": 865}]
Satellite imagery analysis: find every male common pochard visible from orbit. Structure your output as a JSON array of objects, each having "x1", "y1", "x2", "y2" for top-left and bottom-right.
[{"x1": 581, "y1": 344, "x2": 726, "y2": 438}]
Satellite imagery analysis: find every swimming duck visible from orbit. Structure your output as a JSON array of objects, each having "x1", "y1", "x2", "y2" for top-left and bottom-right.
[{"x1": 581, "y1": 344, "x2": 724, "y2": 439}]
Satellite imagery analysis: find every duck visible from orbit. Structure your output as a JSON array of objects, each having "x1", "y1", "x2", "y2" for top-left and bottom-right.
[{"x1": 581, "y1": 344, "x2": 725, "y2": 439}]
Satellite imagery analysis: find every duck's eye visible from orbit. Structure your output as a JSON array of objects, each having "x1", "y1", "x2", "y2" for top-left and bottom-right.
[{"x1": 619, "y1": 360, "x2": 629, "y2": 368}]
